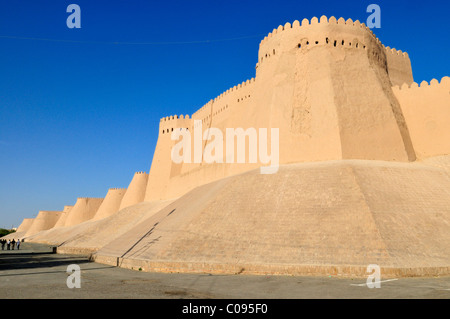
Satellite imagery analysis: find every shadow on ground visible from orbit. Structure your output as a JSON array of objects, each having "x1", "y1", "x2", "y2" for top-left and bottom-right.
[{"x1": 0, "y1": 252, "x2": 90, "y2": 273}]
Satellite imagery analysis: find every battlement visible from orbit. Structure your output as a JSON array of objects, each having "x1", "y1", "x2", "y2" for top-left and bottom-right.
[
  {"x1": 135, "y1": 171, "x2": 148, "y2": 175},
  {"x1": 384, "y1": 46, "x2": 409, "y2": 58},
  {"x1": 77, "y1": 197, "x2": 104, "y2": 200},
  {"x1": 156, "y1": 77, "x2": 256, "y2": 135},
  {"x1": 160, "y1": 114, "x2": 191, "y2": 122},
  {"x1": 259, "y1": 16, "x2": 382, "y2": 46},
  {"x1": 255, "y1": 15, "x2": 413, "y2": 86},
  {"x1": 392, "y1": 76, "x2": 450, "y2": 90},
  {"x1": 384, "y1": 46, "x2": 413, "y2": 86},
  {"x1": 159, "y1": 114, "x2": 192, "y2": 135},
  {"x1": 193, "y1": 78, "x2": 255, "y2": 111},
  {"x1": 256, "y1": 16, "x2": 408, "y2": 71},
  {"x1": 108, "y1": 188, "x2": 127, "y2": 191}
]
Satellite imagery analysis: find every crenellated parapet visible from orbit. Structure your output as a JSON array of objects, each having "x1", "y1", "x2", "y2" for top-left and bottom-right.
[
  {"x1": 212, "y1": 78, "x2": 256, "y2": 103},
  {"x1": 392, "y1": 76, "x2": 450, "y2": 91},
  {"x1": 256, "y1": 16, "x2": 410, "y2": 77},
  {"x1": 192, "y1": 77, "x2": 256, "y2": 126},
  {"x1": 384, "y1": 47, "x2": 409, "y2": 59},
  {"x1": 160, "y1": 114, "x2": 190, "y2": 122},
  {"x1": 259, "y1": 16, "x2": 383, "y2": 49},
  {"x1": 119, "y1": 170, "x2": 149, "y2": 211},
  {"x1": 159, "y1": 114, "x2": 192, "y2": 135}
]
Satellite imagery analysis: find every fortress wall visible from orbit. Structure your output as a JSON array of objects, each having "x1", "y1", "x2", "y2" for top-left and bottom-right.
[
  {"x1": 53, "y1": 205, "x2": 74, "y2": 228},
  {"x1": 165, "y1": 161, "x2": 261, "y2": 200},
  {"x1": 16, "y1": 218, "x2": 34, "y2": 233},
  {"x1": 25, "y1": 211, "x2": 63, "y2": 237},
  {"x1": 54, "y1": 214, "x2": 67, "y2": 228},
  {"x1": 257, "y1": 17, "x2": 413, "y2": 87},
  {"x1": 255, "y1": 16, "x2": 415, "y2": 163},
  {"x1": 190, "y1": 78, "x2": 256, "y2": 128},
  {"x1": 145, "y1": 78, "x2": 257, "y2": 201},
  {"x1": 192, "y1": 101, "x2": 212, "y2": 125},
  {"x1": 257, "y1": 16, "x2": 388, "y2": 74},
  {"x1": 384, "y1": 47, "x2": 414, "y2": 86},
  {"x1": 96, "y1": 161, "x2": 450, "y2": 276},
  {"x1": 191, "y1": 77, "x2": 256, "y2": 145},
  {"x1": 173, "y1": 78, "x2": 258, "y2": 197},
  {"x1": 145, "y1": 116, "x2": 193, "y2": 201},
  {"x1": 145, "y1": 132, "x2": 174, "y2": 201},
  {"x1": 169, "y1": 78, "x2": 258, "y2": 199},
  {"x1": 165, "y1": 116, "x2": 193, "y2": 182},
  {"x1": 254, "y1": 18, "x2": 345, "y2": 164},
  {"x1": 64, "y1": 197, "x2": 104, "y2": 227},
  {"x1": 210, "y1": 78, "x2": 255, "y2": 126},
  {"x1": 145, "y1": 16, "x2": 420, "y2": 201},
  {"x1": 393, "y1": 77, "x2": 450, "y2": 159},
  {"x1": 93, "y1": 188, "x2": 127, "y2": 220},
  {"x1": 119, "y1": 172, "x2": 149, "y2": 210},
  {"x1": 159, "y1": 114, "x2": 192, "y2": 135}
]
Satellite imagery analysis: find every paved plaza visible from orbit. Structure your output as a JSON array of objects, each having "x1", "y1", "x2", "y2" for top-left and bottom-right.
[{"x1": 0, "y1": 243, "x2": 449, "y2": 299}]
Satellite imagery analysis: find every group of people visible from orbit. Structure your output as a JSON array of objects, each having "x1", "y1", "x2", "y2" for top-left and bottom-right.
[{"x1": 0, "y1": 238, "x2": 21, "y2": 250}]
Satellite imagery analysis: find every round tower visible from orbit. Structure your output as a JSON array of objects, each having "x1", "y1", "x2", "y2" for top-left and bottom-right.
[
  {"x1": 25, "y1": 211, "x2": 63, "y2": 237},
  {"x1": 145, "y1": 115, "x2": 193, "y2": 201},
  {"x1": 120, "y1": 172, "x2": 149, "y2": 210},
  {"x1": 251, "y1": 16, "x2": 416, "y2": 163},
  {"x1": 64, "y1": 197, "x2": 104, "y2": 226},
  {"x1": 93, "y1": 188, "x2": 127, "y2": 220}
]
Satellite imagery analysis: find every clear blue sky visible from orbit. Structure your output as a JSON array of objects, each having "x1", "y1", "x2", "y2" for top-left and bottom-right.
[{"x1": 0, "y1": 0, "x2": 449, "y2": 228}]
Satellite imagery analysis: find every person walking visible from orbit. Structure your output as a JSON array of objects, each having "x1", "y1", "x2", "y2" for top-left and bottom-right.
[
  {"x1": 11, "y1": 239, "x2": 15, "y2": 250},
  {"x1": 1, "y1": 239, "x2": 5, "y2": 250},
  {"x1": 16, "y1": 239, "x2": 20, "y2": 250},
  {"x1": 7, "y1": 239, "x2": 11, "y2": 250}
]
